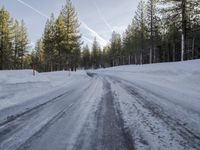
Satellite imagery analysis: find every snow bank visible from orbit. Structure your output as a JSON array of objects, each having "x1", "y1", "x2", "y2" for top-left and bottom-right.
[
  {"x1": 94, "y1": 59, "x2": 200, "y2": 114},
  {"x1": 0, "y1": 70, "x2": 87, "y2": 111},
  {"x1": 98, "y1": 59, "x2": 200, "y2": 73},
  {"x1": 0, "y1": 70, "x2": 48, "y2": 84},
  {"x1": 41, "y1": 70, "x2": 87, "y2": 86},
  {"x1": 96, "y1": 59, "x2": 200, "y2": 93},
  {"x1": 93, "y1": 59, "x2": 200, "y2": 149}
]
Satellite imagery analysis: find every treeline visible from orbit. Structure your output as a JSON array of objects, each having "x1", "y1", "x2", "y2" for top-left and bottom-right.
[
  {"x1": 1, "y1": 0, "x2": 200, "y2": 71},
  {"x1": 32, "y1": 0, "x2": 82, "y2": 72},
  {"x1": 0, "y1": 7, "x2": 29, "y2": 70},
  {"x1": 81, "y1": 0, "x2": 200, "y2": 69}
]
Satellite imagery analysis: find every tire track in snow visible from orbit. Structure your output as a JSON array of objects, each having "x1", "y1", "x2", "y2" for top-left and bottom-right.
[
  {"x1": 0, "y1": 81, "x2": 93, "y2": 150},
  {"x1": 17, "y1": 77, "x2": 101, "y2": 150},
  {"x1": 0, "y1": 90, "x2": 72, "y2": 127},
  {"x1": 93, "y1": 78, "x2": 134, "y2": 150},
  {"x1": 73, "y1": 75, "x2": 135, "y2": 150},
  {"x1": 112, "y1": 77, "x2": 200, "y2": 149}
]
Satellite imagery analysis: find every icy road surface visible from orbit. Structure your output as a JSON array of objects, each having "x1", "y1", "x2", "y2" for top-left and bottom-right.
[{"x1": 0, "y1": 72, "x2": 200, "y2": 150}]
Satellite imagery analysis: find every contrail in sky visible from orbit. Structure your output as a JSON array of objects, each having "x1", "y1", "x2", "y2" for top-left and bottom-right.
[
  {"x1": 92, "y1": 0, "x2": 113, "y2": 32},
  {"x1": 82, "y1": 36, "x2": 93, "y2": 44},
  {"x1": 16, "y1": 0, "x2": 49, "y2": 19},
  {"x1": 16, "y1": 0, "x2": 108, "y2": 47},
  {"x1": 80, "y1": 21, "x2": 108, "y2": 46}
]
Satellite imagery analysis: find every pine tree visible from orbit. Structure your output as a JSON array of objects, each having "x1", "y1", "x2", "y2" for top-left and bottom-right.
[
  {"x1": 23, "y1": 54, "x2": 32, "y2": 69},
  {"x1": 61, "y1": 0, "x2": 82, "y2": 71},
  {"x1": 110, "y1": 31, "x2": 122, "y2": 66},
  {"x1": 91, "y1": 38, "x2": 100, "y2": 68},
  {"x1": 43, "y1": 14, "x2": 56, "y2": 71},
  {"x1": 134, "y1": 0, "x2": 148, "y2": 64},
  {"x1": 12, "y1": 20, "x2": 21, "y2": 69},
  {"x1": 102, "y1": 46, "x2": 110, "y2": 67},
  {"x1": 160, "y1": 0, "x2": 198, "y2": 61},
  {"x1": 35, "y1": 39, "x2": 44, "y2": 71},
  {"x1": 122, "y1": 20, "x2": 141, "y2": 64},
  {"x1": 18, "y1": 20, "x2": 28, "y2": 69},
  {"x1": 54, "y1": 15, "x2": 66, "y2": 70},
  {"x1": 116, "y1": 0, "x2": 200, "y2": 65},
  {"x1": 0, "y1": 7, "x2": 13, "y2": 70},
  {"x1": 146, "y1": 0, "x2": 160, "y2": 63},
  {"x1": 122, "y1": 25, "x2": 132, "y2": 63},
  {"x1": 82, "y1": 45, "x2": 91, "y2": 69}
]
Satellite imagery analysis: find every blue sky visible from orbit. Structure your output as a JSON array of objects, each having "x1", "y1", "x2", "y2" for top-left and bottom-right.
[{"x1": 0, "y1": 0, "x2": 140, "y2": 48}]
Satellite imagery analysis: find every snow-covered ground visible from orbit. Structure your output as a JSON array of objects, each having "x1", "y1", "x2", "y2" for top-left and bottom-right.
[
  {"x1": 0, "y1": 60, "x2": 200, "y2": 150},
  {"x1": 94, "y1": 60, "x2": 200, "y2": 114},
  {"x1": 95, "y1": 59, "x2": 200, "y2": 97},
  {"x1": 93, "y1": 59, "x2": 200, "y2": 149},
  {"x1": 0, "y1": 70, "x2": 89, "y2": 122}
]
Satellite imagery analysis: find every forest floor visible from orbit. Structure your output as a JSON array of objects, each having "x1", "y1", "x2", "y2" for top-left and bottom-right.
[{"x1": 0, "y1": 60, "x2": 200, "y2": 150}]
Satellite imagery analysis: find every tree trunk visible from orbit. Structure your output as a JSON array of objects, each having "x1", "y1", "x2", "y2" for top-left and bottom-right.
[
  {"x1": 181, "y1": 0, "x2": 186, "y2": 61},
  {"x1": 14, "y1": 47, "x2": 17, "y2": 69},
  {"x1": 135, "y1": 55, "x2": 137, "y2": 64},
  {"x1": 51, "y1": 61, "x2": 53, "y2": 72},
  {"x1": 0, "y1": 49, "x2": 3, "y2": 70},
  {"x1": 150, "y1": 0, "x2": 153, "y2": 64},
  {"x1": 192, "y1": 38, "x2": 195, "y2": 59},
  {"x1": 153, "y1": 48, "x2": 156, "y2": 63},
  {"x1": 150, "y1": 48, "x2": 152, "y2": 64},
  {"x1": 21, "y1": 56, "x2": 24, "y2": 69},
  {"x1": 173, "y1": 43, "x2": 176, "y2": 62},
  {"x1": 0, "y1": 35, "x2": 4, "y2": 70},
  {"x1": 181, "y1": 33, "x2": 185, "y2": 61}
]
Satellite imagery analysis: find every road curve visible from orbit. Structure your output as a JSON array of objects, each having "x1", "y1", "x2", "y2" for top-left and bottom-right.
[{"x1": 0, "y1": 73, "x2": 199, "y2": 150}]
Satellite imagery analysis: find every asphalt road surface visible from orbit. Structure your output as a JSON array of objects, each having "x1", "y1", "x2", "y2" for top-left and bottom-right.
[{"x1": 0, "y1": 73, "x2": 200, "y2": 150}]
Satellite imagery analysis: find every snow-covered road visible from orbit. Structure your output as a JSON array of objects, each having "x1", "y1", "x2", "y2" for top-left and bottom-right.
[
  {"x1": 0, "y1": 64, "x2": 200, "y2": 150},
  {"x1": 106, "y1": 75, "x2": 200, "y2": 150}
]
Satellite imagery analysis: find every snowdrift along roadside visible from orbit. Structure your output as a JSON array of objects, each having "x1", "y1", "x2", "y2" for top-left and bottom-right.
[
  {"x1": 95, "y1": 59, "x2": 200, "y2": 97},
  {"x1": 94, "y1": 59, "x2": 200, "y2": 114},
  {"x1": 0, "y1": 70, "x2": 87, "y2": 112}
]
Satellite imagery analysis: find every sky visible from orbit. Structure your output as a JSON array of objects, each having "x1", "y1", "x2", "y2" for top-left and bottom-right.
[{"x1": 0, "y1": 0, "x2": 140, "y2": 48}]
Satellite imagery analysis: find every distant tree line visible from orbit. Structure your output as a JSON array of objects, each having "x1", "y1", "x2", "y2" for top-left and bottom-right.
[
  {"x1": 82, "y1": 0, "x2": 200, "y2": 69},
  {"x1": 0, "y1": 7, "x2": 29, "y2": 70},
  {"x1": 1, "y1": 0, "x2": 200, "y2": 71}
]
